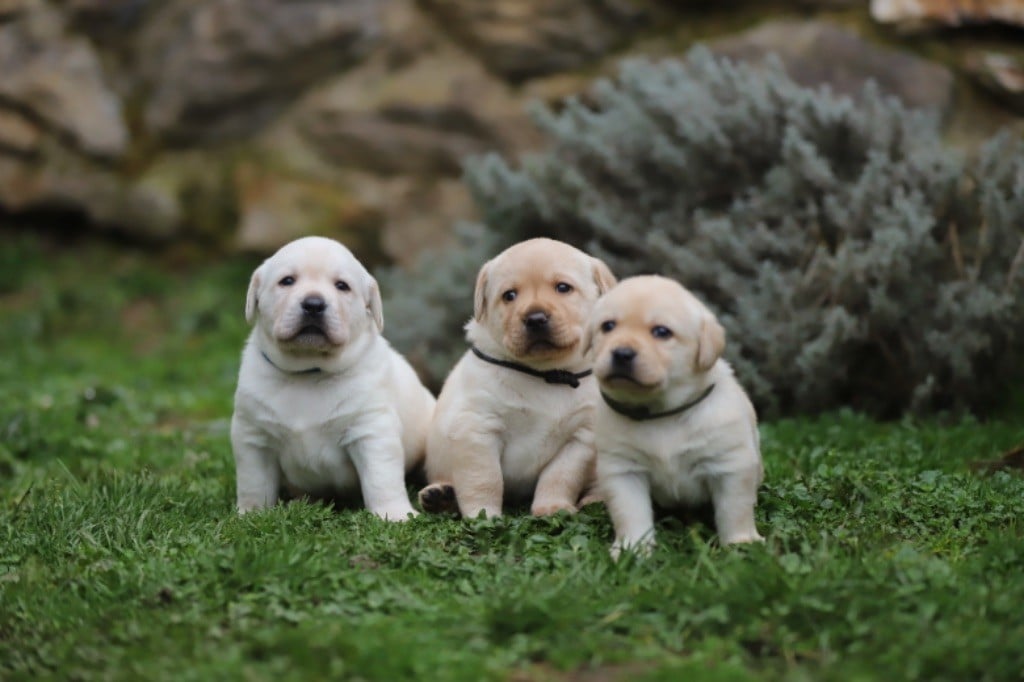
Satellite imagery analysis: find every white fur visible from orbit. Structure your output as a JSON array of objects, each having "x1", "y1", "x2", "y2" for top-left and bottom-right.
[{"x1": 231, "y1": 237, "x2": 435, "y2": 520}]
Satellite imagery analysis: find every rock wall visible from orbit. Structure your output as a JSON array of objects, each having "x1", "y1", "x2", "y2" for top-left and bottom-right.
[{"x1": 1, "y1": 0, "x2": 1022, "y2": 263}]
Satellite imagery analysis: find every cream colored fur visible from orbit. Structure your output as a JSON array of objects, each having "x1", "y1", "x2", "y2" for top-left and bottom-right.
[
  {"x1": 422, "y1": 238, "x2": 615, "y2": 518},
  {"x1": 587, "y1": 275, "x2": 764, "y2": 556}
]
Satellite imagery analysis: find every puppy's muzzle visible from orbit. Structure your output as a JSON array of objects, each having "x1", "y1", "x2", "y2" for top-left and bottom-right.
[
  {"x1": 611, "y1": 346, "x2": 637, "y2": 369},
  {"x1": 301, "y1": 295, "x2": 327, "y2": 316},
  {"x1": 523, "y1": 310, "x2": 550, "y2": 334}
]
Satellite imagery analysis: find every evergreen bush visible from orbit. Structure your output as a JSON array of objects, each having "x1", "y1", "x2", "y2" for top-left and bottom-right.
[{"x1": 382, "y1": 48, "x2": 1024, "y2": 417}]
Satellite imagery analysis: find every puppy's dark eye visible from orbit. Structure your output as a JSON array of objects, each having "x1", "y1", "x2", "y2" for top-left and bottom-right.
[
  {"x1": 600, "y1": 320, "x2": 616, "y2": 333},
  {"x1": 335, "y1": 280, "x2": 350, "y2": 292},
  {"x1": 279, "y1": 276, "x2": 295, "y2": 287},
  {"x1": 555, "y1": 282, "x2": 573, "y2": 294},
  {"x1": 651, "y1": 325, "x2": 673, "y2": 339},
  {"x1": 502, "y1": 290, "x2": 517, "y2": 302}
]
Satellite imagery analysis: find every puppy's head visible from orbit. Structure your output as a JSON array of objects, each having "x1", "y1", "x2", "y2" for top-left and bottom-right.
[
  {"x1": 245, "y1": 237, "x2": 383, "y2": 360},
  {"x1": 587, "y1": 276, "x2": 725, "y2": 399},
  {"x1": 468, "y1": 238, "x2": 616, "y2": 367}
]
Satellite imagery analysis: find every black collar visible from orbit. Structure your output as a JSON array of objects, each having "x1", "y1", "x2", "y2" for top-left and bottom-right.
[
  {"x1": 601, "y1": 384, "x2": 716, "y2": 421},
  {"x1": 471, "y1": 346, "x2": 591, "y2": 389},
  {"x1": 261, "y1": 351, "x2": 322, "y2": 375}
]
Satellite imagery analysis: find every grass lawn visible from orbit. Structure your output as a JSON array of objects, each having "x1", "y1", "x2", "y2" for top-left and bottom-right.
[{"x1": 2, "y1": 231, "x2": 1023, "y2": 681}]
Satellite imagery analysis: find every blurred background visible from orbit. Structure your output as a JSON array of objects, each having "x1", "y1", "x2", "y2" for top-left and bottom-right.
[
  {"x1": 1, "y1": 0, "x2": 1023, "y2": 428},
  {"x1": 1, "y1": 0, "x2": 1023, "y2": 260}
]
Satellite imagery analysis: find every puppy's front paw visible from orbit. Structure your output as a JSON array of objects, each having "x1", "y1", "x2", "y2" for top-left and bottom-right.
[
  {"x1": 721, "y1": 531, "x2": 765, "y2": 545},
  {"x1": 531, "y1": 501, "x2": 577, "y2": 516},
  {"x1": 418, "y1": 483, "x2": 459, "y2": 514},
  {"x1": 237, "y1": 500, "x2": 268, "y2": 515},
  {"x1": 610, "y1": 535, "x2": 656, "y2": 561},
  {"x1": 373, "y1": 504, "x2": 419, "y2": 522}
]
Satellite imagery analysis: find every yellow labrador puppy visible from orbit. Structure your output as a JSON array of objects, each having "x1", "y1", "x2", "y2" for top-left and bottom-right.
[
  {"x1": 420, "y1": 238, "x2": 616, "y2": 518},
  {"x1": 231, "y1": 236, "x2": 434, "y2": 520},
  {"x1": 587, "y1": 275, "x2": 764, "y2": 555}
]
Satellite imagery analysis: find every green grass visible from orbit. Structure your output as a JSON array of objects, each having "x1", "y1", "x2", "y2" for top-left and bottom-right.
[{"x1": 2, "y1": 230, "x2": 1023, "y2": 681}]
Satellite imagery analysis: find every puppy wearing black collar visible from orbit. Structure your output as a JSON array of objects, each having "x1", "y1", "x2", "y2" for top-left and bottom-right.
[
  {"x1": 231, "y1": 237, "x2": 434, "y2": 519},
  {"x1": 586, "y1": 275, "x2": 764, "y2": 556},
  {"x1": 419, "y1": 238, "x2": 616, "y2": 518}
]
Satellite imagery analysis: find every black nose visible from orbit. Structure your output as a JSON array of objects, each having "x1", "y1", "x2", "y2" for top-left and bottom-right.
[
  {"x1": 611, "y1": 347, "x2": 636, "y2": 365},
  {"x1": 524, "y1": 311, "x2": 549, "y2": 330},
  {"x1": 301, "y1": 295, "x2": 327, "y2": 315}
]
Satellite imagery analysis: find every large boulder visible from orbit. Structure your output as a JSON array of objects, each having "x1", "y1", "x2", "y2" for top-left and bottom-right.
[
  {"x1": 0, "y1": 2, "x2": 127, "y2": 159},
  {"x1": 711, "y1": 19, "x2": 955, "y2": 115},
  {"x1": 295, "y1": 48, "x2": 529, "y2": 177},
  {"x1": 965, "y1": 51, "x2": 1024, "y2": 114},
  {"x1": 417, "y1": 0, "x2": 655, "y2": 83},
  {"x1": 137, "y1": 0, "x2": 384, "y2": 143},
  {"x1": 871, "y1": 0, "x2": 1024, "y2": 31}
]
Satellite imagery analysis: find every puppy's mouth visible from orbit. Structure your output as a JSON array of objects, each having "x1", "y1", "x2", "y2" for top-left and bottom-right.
[
  {"x1": 600, "y1": 372, "x2": 660, "y2": 391},
  {"x1": 288, "y1": 322, "x2": 335, "y2": 347},
  {"x1": 527, "y1": 339, "x2": 558, "y2": 353}
]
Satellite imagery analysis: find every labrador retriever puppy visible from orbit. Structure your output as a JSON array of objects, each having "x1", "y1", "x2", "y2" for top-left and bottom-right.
[
  {"x1": 587, "y1": 275, "x2": 764, "y2": 555},
  {"x1": 231, "y1": 236, "x2": 434, "y2": 520},
  {"x1": 419, "y1": 238, "x2": 616, "y2": 518}
]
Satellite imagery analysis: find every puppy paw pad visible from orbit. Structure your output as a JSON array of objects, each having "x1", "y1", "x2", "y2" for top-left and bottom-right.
[{"x1": 418, "y1": 484, "x2": 458, "y2": 514}]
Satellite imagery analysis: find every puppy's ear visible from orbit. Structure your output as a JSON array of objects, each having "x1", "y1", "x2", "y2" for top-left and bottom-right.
[
  {"x1": 245, "y1": 266, "x2": 262, "y2": 324},
  {"x1": 473, "y1": 259, "x2": 492, "y2": 322},
  {"x1": 695, "y1": 314, "x2": 726, "y2": 373},
  {"x1": 366, "y1": 276, "x2": 384, "y2": 333},
  {"x1": 591, "y1": 257, "x2": 617, "y2": 295}
]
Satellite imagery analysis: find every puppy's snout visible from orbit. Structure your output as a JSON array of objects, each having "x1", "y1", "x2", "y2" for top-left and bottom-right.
[
  {"x1": 611, "y1": 346, "x2": 637, "y2": 366},
  {"x1": 301, "y1": 295, "x2": 327, "y2": 315},
  {"x1": 524, "y1": 311, "x2": 549, "y2": 330}
]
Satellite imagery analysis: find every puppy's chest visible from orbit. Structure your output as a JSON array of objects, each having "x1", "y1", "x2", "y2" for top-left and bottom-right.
[
  {"x1": 276, "y1": 415, "x2": 362, "y2": 492},
  {"x1": 497, "y1": 390, "x2": 590, "y2": 478},
  {"x1": 244, "y1": 385, "x2": 365, "y2": 481},
  {"x1": 618, "y1": 429, "x2": 719, "y2": 503}
]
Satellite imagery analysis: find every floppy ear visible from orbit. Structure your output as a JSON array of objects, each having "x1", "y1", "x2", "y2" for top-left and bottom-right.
[
  {"x1": 366, "y1": 276, "x2": 384, "y2": 333},
  {"x1": 695, "y1": 314, "x2": 726, "y2": 373},
  {"x1": 591, "y1": 257, "x2": 617, "y2": 295},
  {"x1": 473, "y1": 259, "x2": 492, "y2": 322},
  {"x1": 244, "y1": 266, "x2": 262, "y2": 324}
]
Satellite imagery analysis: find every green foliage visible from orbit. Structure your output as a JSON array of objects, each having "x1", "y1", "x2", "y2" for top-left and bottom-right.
[
  {"x1": 385, "y1": 48, "x2": 1024, "y2": 416},
  {"x1": 3, "y1": 232, "x2": 1024, "y2": 680}
]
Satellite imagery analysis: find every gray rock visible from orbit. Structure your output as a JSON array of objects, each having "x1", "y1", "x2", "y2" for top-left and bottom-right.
[
  {"x1": 0, "y1": 3, "x2": 128, "y2": 158},
  {"x1": 418, "y1": 0, "x2": 654, "y2": 83},
  {"x1": 0, "y1": 109, "x2": 41, "y2": 157},
  {"x1": 0, "y1": 154, "x2": 180, "y2": 238},
  {"x1": 871, "y1": 0, "x2": 1024, "y2": 31},
  {"x1": 138, "y1": 0, "x2": 384, "y2": 143},
  {"x1": 0, "y1": 0, "x2": 26, "y2": 20},
  {"x1": 294, "y1": 47, "x2": 528, "y2": 177},
  {"x1": 965, "y1": 51, "x2": 1024, "y2": 113},
  {"x1": 711, "y1": 19, "x2": 955, "y2": 114}
]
